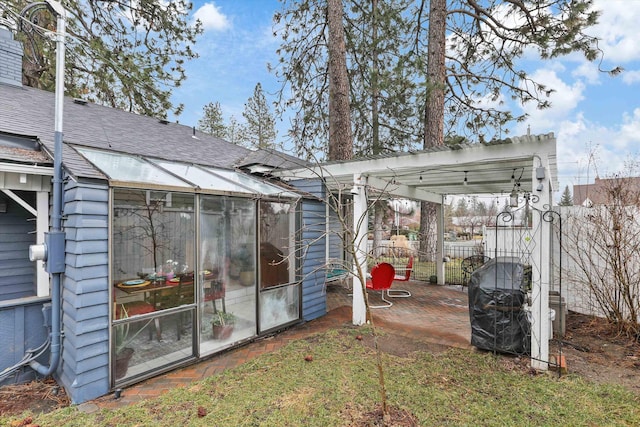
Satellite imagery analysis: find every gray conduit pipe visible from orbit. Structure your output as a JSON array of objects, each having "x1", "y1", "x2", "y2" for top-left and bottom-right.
[{"x1": 25, "y1": 0, "x2": 66, "y2": 377}]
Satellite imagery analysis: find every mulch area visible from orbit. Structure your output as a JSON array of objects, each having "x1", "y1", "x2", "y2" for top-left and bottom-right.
[{"x1": 0, "y1": 377, "x2": 69, "y2": 418}]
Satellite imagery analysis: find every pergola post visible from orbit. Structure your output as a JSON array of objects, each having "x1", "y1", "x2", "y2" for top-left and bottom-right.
[
  {"x1": 530, "y1": 160, "x2": 552, "y2": 370},
  {"x1": 436, "y1": 196, "x2": 445, "y2": 284},
  {"x1": 351, "y1": 175, "x2": 368, "y2": 325}
]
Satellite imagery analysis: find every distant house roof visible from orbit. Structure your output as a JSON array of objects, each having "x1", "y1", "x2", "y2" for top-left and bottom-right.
[
  {"x1": 0, "y1": 83, "x2": 304, "y2": 181},
  {"x1": 573, "y1": 176, "x2": 640, "y2": 206}
]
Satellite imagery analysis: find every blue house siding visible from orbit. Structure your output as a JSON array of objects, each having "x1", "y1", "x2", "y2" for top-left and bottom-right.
[
  {"x1": 0, "y1": 299, "x2": 51, "y2": 386},
  {"x1": 291, "y1": 179, "x2": 328, "y2": 321},
  {"x1": 0, "y1": 194, "x2": 37, "y2": 300},
  {"x1": 0, "y1": 191, "x2": 50, "y2": 387},
  {"x1": 58, "y1": 179, "x2": 110, "y2": 404}
]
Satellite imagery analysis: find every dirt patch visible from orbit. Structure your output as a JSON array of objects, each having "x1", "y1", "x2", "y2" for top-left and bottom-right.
[
  {"x1": 342, "y1": 403, "x2": 420, "y2": 426},
  {"x1": 0, "y1": 377, "x2": 69, "y2": 418},
  {"x1": 359, "y1": 330, "x2": 449, "y2": 357},
  {"x1": 551, "y1": 311, "x2": 640, "y2": 393}
]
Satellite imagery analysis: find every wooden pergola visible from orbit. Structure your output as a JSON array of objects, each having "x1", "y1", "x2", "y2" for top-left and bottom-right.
[{"x1": 276, "y1": 132, "x2": 558, "y2": 370}]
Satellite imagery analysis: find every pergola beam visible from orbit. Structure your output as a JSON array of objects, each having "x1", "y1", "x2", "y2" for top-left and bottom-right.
[{"x1": 365, "y1": 176, "x2": 442, "y2": 203}]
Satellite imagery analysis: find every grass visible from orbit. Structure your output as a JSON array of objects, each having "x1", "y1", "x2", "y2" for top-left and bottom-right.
[{"x1": 4, "y1": 327, "x2": 639, "y2": 426}]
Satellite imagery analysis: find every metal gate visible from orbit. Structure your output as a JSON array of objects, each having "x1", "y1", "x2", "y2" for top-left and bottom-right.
[{"x1": 471, "y1": 193, "x2": 563, "y2": 370}]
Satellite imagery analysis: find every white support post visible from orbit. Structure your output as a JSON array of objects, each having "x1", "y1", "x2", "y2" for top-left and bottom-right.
[
  {"x1": 530, "y1": 161, "x2": 551, "y2": 370},
  {"x1": 351, "y1": 175, "x2": 368, "y2": 325},
  {"x1": 436, "y1": 196, "x2": 445, "y2": 284},
  {"x1": 36, "y1": 191, "x2": 50, "y2": 296}
]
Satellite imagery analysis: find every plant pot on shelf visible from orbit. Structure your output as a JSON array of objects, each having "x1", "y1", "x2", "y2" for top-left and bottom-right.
[
  {"x1": 115, "y1": 347, "x2": 134, "y2": 379},
  {"x1": 239, "y1": 271, "x2": 254, "y2": 286}
]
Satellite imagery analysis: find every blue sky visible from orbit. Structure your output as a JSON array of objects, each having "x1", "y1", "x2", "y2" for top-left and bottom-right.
[{"x1": 169, "y1": 0, "x2": 640, "y2": 198}]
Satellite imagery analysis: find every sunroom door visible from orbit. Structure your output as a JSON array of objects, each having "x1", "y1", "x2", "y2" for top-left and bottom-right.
[
  {"x1": 111, "y1": 189, "x2": 196, "y2": 384},
  {"x1": 258, "y1": 200, "x2": 300, "y2": 333},
  {"x1": 199, "y1": 196, "x2": 257, "y2": 355}
]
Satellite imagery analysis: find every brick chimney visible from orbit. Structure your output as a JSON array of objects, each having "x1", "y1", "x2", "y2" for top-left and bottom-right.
[{"x1": 0, "y1": 27, "x2": 23, "y2": 87}]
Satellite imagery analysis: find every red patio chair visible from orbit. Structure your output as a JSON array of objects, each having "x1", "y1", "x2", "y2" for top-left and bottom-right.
[
  {"x1": 203, "y1": 272, "x2": 226, "y2": 314},
  {"x1": 366, "y1": 262, "x2": 395, "y2": 308},
  {"x1": 389, "y1": 256, "x2": 412, "y2": 298}
]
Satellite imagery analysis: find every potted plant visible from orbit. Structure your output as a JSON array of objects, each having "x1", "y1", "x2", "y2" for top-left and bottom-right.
[
  {"x1": 211, "y1": 311, "x2": 236, "y2": 340},
  {"x1": 230, "y1": 245, "x2": 254, "y2": 286},
  {"x1": 114, "y1": 305, "x2": 152, "y2": 379},
  {"x1": 114, "y1": 311, "x2": 134, "y2": 379}
]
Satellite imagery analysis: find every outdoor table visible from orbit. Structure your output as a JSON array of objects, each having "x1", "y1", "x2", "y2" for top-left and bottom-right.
[{"x1": 116, "y1": 279, "x2": 180, "y2": 309}]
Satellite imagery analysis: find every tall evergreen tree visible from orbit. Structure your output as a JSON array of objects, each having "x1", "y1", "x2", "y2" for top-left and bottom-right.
[
  {"x1": 454, "y1": 197, "x2": 469, "y2": 217},
  {"x1": 272, "y1": 0, "x2": 420, "y2": 159},
  {"x1": 241, "y1": 83, "x2": 277, "y2": 149},
  {"x1": 4, "y1": 0, "x2": 201, "y2": 118},
  {"x1": 225, "y1": 116, "x2": 244, "y2": 145},
  {"x1": 197, "y1": 102, "x2": 226, "y2": 138},
  {"x1": 416, "y1": 0, "x2": 606, "y2": 258},
  {"x1": 327, "y1": 0, "x2": 352, "y2": 161},
  {"x1": 273, "y1": 0, "x2": 609, "y2": 256},
  {"x1": 417, "y1": 0, "x2": 606, "y2": 142},
  {"x1": 559, "y1": 185, "x2": 573, "y2": 206}
]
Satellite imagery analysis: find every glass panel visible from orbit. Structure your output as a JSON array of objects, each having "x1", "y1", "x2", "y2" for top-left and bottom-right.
[
  {"x1": 199, "y1": 196, "x2": 257, "y2": 356},
  {"x1": 113, "y1": 309, "x2": 194, "y2": 383},
  {"x1": 259, "y1": 201, "x2": 296, "y2": 289},
  {"x1": 112, "y1": 189, "x2": 196, "y2": 383},
  {"x1": 259, "y1": 284, "x2": 300, "y2": 332},
  {"x1": 77, "y1": 148, "x2": 190, "y2": 187},
  {"x1": 206, "y1": 168, "x2": 298, "y2": 198},
  {"x1": 151, "y1": 161, "x2": 254, "y2": 194},
  {"x1": 112, "y1": 189, "x2": 195, "y2": 298},
  {"x1": 257, "y1": 200, "x2": 300, "y2": 332}
]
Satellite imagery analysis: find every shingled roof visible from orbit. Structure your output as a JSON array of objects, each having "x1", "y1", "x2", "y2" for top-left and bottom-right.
[{"x1": 0, "y1": 83, "x2": 303, "y2": 181}]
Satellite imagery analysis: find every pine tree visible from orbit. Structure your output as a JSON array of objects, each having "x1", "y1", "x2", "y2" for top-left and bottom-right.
[
  {"x1": 273, "y1": 0, "x2": 607, "y2": 256},
  {"x1": 241, "y1": 83, "x2": 276, "y2": 149},
  {"x1": 6, "y1": 0, "x2": 201, "y2": 118},
  {"x1": 225, "y1": 116, "x2": 244, "y2": 145},
  {"x1": 327, "y1": 0, "x2": 352, "y2": 161},
  {"x1": 559, "y1": 185, "x2": 573, "y2": 206},
  {"x1": 197, "y1": 102, "x2": 226, "y2": 138},
  {"x1": 272, "y1": 0, "x2": 420, "y2": 159}
]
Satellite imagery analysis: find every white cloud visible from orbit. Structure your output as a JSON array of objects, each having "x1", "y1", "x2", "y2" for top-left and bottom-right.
[
  {"x1": 571, "y1": 61, "x2": 601, "y2": 85},
  {"x1": 515, "y1": 66, "x2": 585, "y2": 134},
  {"x1": 589, "y1": 0, "x2": 640, "y2": 63},
  {"x1": 473, "y1": 92, "x2": 506, "y2": 111},
  {"x1": 193, "y1": 2, "x2": 230, "y2": 31},
  {"x1": 554, "y1": 108, "x2": 640, "y2": 194},
  {"x1": 618, "y1": 108, "x2": 640, "y2": 148},
  {"x1": 622, "y1": 69, "x2": 640, "y2": 84}
]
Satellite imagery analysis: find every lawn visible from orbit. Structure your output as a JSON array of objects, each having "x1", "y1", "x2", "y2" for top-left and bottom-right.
[{"x1": 3, "y1": 327, "x2": 639, "y2": 426}]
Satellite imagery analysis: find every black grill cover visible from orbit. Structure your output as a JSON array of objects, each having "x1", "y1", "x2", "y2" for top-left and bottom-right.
[{"x1": 467, "y1": 257, "x2": 530, "y2": 354}]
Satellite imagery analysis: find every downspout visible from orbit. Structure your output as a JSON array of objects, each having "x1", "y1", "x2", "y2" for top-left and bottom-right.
[{"x1": 28, "y1": 0, "x2": 66, "y2": 376}]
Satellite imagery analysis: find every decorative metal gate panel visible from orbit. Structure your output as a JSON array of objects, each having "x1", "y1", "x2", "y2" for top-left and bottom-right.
[{"x1": 471, "y1": 194, "x2": 563, "y2": 369}]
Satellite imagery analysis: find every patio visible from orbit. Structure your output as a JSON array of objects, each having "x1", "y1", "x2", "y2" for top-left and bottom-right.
[{"x1": 327, "y1": 280, "x2": 472, "y2": 349}]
